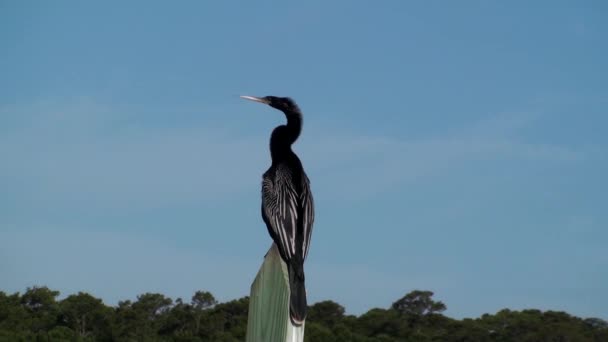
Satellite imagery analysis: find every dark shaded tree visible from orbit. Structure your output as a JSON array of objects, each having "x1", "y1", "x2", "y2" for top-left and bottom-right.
[
  {"x1": 192, "y1": 290, "x2": 217, "y2": 337},
  {"x1": 1, "y1": 286, "x2": 607, "y2": 342},
  {"x1": 391, "y1": 290, "x2": 446, "y2": 316},
  {"x1": 20, "y1": 286, "x2": 60, "y2": 335},
  {"x1": 59, "y1": 291, "x2": 111, "y2": 339},
  {"x1": 356, "y1": 308, "x2": 403, "y2": 339},
  {"x1": 206, "y1": 297, "x2": 249, "y2": 341},
  {"x1": 307, "y1": 300, "x2": 345, "y2": 328},
  {"x1": 0, "y1": 291, "x2": 28, "y2": 333}
]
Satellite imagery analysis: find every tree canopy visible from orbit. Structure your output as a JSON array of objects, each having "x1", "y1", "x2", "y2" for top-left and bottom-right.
[
  {"x1": 391, "y1": 290, "x2": 446, "y2": 316},
  {"x1": 0, "y1": 286, "x2": 606, "y2": 341}
]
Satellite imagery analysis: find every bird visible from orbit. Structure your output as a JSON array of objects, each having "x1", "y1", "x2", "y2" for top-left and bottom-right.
[{"x1": 240, "y1": 95, "x2": 315, "y2": 326}]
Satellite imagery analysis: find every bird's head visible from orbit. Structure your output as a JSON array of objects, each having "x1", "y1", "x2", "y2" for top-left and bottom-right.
[{"x1": 240, "y1": 95, "x2": 300, "y2": 114}]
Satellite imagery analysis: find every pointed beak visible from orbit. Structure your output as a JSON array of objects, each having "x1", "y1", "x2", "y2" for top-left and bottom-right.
[{"x1": 240, "y1": 95, "x2": 270, "y2": 105}]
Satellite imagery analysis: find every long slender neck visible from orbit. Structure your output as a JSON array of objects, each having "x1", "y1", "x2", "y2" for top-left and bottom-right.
[{"x1": 270, "y1": 110, "x2": 302, "y2": 163}]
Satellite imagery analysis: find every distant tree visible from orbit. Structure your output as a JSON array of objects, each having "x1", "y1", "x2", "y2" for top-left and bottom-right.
[
  {"x1": 391, "y1": 290, "x2": 446, "y2": 316},
  {"x1": 585, "y1": 317, "x2": 608, "y2": 330},
  {"x1": 355, "y1": 308, "x2": 402, "y2": 338},
  {"x1": 191, "y1": 290, "x2": 217, "y2": 336},
  {"x1": 133, "y1": 293, "x2": 173, "y2": 319},
  {"x1": 304, "y1": 322, "x2": 334, "y2": 342},
  {"x1": 207, "y1": 297, "x2": 249, "y2": 341},
  {"x1": 111, "y1": 293, "x2": 173, "y2": 341},
  {"x1": 445, "y1": 318, "x2": 491, "y2": 342},
  {"x1": 48, "y1": 325, "x2": 77, "y2": 340},
  {"x1": 159, "y1": 297, "x2": 196, "y2": 338},
  {"x1": 59, "y1": 292, "x2": 110, "y2": 338},
  {"x1": 0, "y1": 291, "x2": 28, "y2": 333},
  {"x1": 20, "y1": 286, "x2": 59, "y2": 312},
  {"x1": 192, "y1": 291, "x2": 217, "y2": 311},
  {"x1": 589, "y1": 317, "x2": 608, "y2": 341},
  {"x1": 20, "y1": 286, "x2": 60, "y2": 334},
  {"x1": 308, "y1": 300, "x2": 345, "y2": 328},
  {"x1": 134, "y1": 293, "x2": 172, "y2": 339},
  {"x1": 2, "y1": 286, "x2": 607, "y2": 342},
  {"x1": 111, "y1": 300, "x2": 137, "y2": 340}
]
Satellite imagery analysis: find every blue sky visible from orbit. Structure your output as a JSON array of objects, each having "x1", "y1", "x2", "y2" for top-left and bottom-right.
[{"x1": 1, "y1": 1, "x2": 607, "y2": 320}]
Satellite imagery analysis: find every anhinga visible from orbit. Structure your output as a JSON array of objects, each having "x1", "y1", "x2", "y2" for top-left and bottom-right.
[{"x1": 240, "y1": 95, "x2": 315, "y2": 326}]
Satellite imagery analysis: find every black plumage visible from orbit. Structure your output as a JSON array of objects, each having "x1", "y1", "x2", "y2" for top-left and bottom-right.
[{"x1": 241, "y1": 95, "x2": 315, "y2": 326}]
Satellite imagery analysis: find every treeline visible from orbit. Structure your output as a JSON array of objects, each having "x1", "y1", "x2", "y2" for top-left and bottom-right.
[{"x1": 1, "y1": 286, "x2": 607, "y2": 341}]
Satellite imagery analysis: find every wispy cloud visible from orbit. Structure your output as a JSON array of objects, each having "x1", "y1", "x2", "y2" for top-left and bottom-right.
[
  {"x1": 0, "y1": 225, "x2": 259, "y2": 305},
  {"x1": 0, "y1": 221, "x2": 452, "y2": 315},
  {"x1": 302, "y1": 126, "x2": 585, "y2": 200},
  {"x1": 1, "y1": 99, "x2": 590, "y2": 211},
  {"x1": 0, "y1": 98, "x2": 268, "y2": 211},
  {"x1": 1, "y1": 97, "x2": 606, "y2": 320}
]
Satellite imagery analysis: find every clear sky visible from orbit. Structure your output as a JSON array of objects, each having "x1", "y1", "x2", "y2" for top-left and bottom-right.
[{"x1": 1, "y1": 1, "x2": 607, "y2": 320}]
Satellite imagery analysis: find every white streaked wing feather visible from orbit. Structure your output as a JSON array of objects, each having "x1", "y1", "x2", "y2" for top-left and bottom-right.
[
  {"x1": 262, "y1": 171, "x2": 298, "y2": 259},
  {"x1": 262, "y1": 165, "x2": 315, "y2": 261},
  {"x1": 301, "y1": 174, "x2": 315, "y2": 260}
]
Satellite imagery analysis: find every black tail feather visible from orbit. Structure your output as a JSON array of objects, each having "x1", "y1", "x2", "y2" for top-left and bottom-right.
[{"x1": 287, "y1": 259, "x2": 307, "y2": 326}]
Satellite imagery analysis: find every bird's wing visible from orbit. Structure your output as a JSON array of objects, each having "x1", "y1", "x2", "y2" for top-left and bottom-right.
[
  {"x1": 262, "y1": 170, "x2": 300, "y2": 261},
  {"x1": 300, "y1": 174, "x2": 314, "y2": 260}
]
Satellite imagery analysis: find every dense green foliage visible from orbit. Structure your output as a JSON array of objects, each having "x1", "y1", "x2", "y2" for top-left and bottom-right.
[{"x1": 1, "y1": 286, "x2": 606, "y2": 341}]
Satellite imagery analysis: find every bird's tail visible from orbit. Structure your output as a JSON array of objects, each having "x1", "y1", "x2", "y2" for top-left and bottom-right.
[{"x1": 287, "y1": 258, "x2": 307, "y2": 326}]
